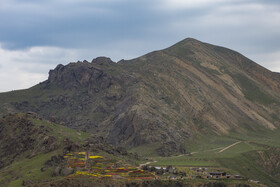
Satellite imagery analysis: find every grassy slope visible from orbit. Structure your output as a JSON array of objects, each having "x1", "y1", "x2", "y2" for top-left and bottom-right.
[
  {"x1": 2, "y1": 152, "x2": 60, "y2": 187},
  {"x1": 30, "y1": 118, "x2": 89, "y2": 142},
  {"x1": 134, "y1": 129, "x2": 280, "y2": 187},
  {"x1": 0, "y1": 114, "x2": 90, "y2": 187},
  {"x1": 0, "y1": 114, "x2": 143, "y2": 187}
]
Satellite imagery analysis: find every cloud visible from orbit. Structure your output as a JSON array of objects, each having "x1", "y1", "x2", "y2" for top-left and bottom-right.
[
  {"x1": 0, "y1": 44, "x2": 80, "y2": 92},
  {"x1": 0, "y1": 0, "x2": 121, "y2": 49},
  {"x1": 250, "y1": 51, "x2": 280, "y2": 72},
  {"x1": 157, "y1": 0, "x2": 232, "y2": 10},
  {"x1": 0, "y1": 0, "x2": 279, "y2": 92},
  {"x1": 0, "y1": 38, "x2": 166, "y2": 92},
  {"x1": 157, "y1": 1, "x2": 280, "y2": 56}
]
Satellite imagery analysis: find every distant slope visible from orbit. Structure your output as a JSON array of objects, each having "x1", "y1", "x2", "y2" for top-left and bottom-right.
[{"x1": 0, "y1": 38, "x2": 279, "y2": 156}]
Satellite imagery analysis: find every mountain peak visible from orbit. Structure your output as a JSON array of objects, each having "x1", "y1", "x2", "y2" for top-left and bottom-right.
[
  {"x1": 170, "y1": 37, "x2": 203, "y2": 48},
  {"x1": 180, "y1": 37, "x2": 201, "y2": 43},
  {"x1": 162, "y1": 37, "x2": 206, "y2": 59}
]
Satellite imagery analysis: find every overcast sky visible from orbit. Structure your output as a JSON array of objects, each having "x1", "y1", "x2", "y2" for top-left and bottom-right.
[{"x1": 0, "y1": 0, "x2": 280, "y2": 92}]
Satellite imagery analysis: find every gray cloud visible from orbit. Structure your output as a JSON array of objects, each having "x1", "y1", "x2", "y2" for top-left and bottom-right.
[
  {"x1": 0, "y1": 0, "x2": 279, "y2": 92},
  {"x1": 0, "y1": 0, "x2": 161, "y2": 49},
  {"x1": 1, "y1": 0, "x2": 279, "y2": 52}
]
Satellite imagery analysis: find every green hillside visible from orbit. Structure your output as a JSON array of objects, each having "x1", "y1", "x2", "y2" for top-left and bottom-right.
[
  {"x1": 0, "y1": 113, "x2": 140, "y2": 186},
  {"x1": 0, "y1": 39, "x2": 279, "y2": 156},
  {"x1": 0, "y1": 38, "x2": 279, "y2": 186}
]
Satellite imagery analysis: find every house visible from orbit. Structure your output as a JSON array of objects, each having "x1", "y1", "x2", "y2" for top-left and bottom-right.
[
  {"x1": 234, "y1": 175, "x2": 242, "y2": 179},
  {"x1": 187, "y1": 175, "x2": 194, "y2": 179},
  {"x1": 209, "y1": 172, "x2": 226, "y2": 179},
  {"x1": 203, "y1": 175, "x2": 211, "y2": 179}
]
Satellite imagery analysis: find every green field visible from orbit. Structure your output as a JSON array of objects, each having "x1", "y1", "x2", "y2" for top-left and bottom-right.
[
  {"x1": 0, "y1": 152, "x2": 60, "y2": 187},
  {"x1": 134, "y1": 129, "x2": 280, "y2": 187}
]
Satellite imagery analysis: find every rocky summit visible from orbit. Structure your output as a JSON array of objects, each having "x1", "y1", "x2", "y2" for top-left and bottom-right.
[{"x1": 0, "y1": 38, "x2": 280, "y2": 156}]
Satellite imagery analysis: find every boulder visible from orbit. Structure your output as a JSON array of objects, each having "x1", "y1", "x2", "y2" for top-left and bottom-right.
[
  {"x1": 22, "y1": 180, "x2": 33, "y2": 186},
  {"x1": 116, "y1": 146, "x2": 127, "y2": 155},
  {"x1": 41, "y1": 167, "x2": 47, "y2": 172},
  {"x1": 53, "y1": 167, "x2": 61, "y2": 177},
  {"x1": 60, "y1": 167, "x2": 74, "y2": 176}
]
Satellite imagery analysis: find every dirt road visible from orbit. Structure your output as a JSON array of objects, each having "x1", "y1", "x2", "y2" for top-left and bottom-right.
[
  {"x1": 138, "y1": 141, "x2": 242, "y2": 166},
  {"x1": 218, "y1": 141, "x2": 242, "y2": 153}
]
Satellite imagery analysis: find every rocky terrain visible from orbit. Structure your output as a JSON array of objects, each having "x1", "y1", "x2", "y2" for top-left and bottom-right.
[
  {"x1": 255, "y1": 147, "x2": 280, "y2": 178},
  {"x1": 0, "y1": 113, "x2": 139, "y2": 186},
  {"x1": 0, "y1": 113, "x2": 59, "y2": 169},
  {"x1": 0, "y1": 38, "x2": 280, "y2": 157}
]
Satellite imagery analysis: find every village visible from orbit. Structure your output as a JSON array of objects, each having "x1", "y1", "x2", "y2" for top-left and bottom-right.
[
  {"x1": 141, "y1": 165, "x2": 244, "y2": 181},
  {"x1": 62, "y1": 151, "x2": 248, "y2": 183},
  {"x1": 63, "y1": 151, "x2": 156, "y2": 180}
]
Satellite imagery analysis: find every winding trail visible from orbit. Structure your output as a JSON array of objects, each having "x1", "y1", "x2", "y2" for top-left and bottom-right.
[
  {"x1": 138, "y1": 141, "x2": 242, "y2": 167},
  {"x1": 218, "y1": 141, "x2": 242, "y2": 153}
]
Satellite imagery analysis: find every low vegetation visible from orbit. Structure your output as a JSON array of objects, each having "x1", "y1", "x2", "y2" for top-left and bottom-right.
[
  {"x1": 133, "y1": 131, "x2": 280, "y2": 187},
  {"x1": 0, "y1": 38, "x2": 280, "y2": 186}
]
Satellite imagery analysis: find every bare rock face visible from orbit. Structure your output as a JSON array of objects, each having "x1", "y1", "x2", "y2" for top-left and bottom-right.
[
  {"x1": 156, "y1": 142, "x2": 186, "y2": 157},
  {"x1": 92, "y1": 57, "x2": 115, "y2": 65},
  {"x1": 256, "y1": 148, "x2": 280, "y2": 177},
  {"x1": 106, "y1": 109, "x2": 189, "y2": 156},
  {"x1": 48, "y1": 60, "x2": 112, "y2": 90}
]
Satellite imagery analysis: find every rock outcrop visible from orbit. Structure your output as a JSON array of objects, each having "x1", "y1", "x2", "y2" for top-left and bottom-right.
[{"x1": 0, "y1": 114, "x2": 59, "y2": 169}]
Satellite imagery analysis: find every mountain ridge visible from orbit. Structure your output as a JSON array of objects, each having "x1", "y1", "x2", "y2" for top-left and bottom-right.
[{"x1": 0, "y1": 38, "x2": 279, "y2": 156}]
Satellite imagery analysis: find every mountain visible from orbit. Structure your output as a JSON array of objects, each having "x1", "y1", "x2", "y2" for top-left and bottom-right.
[{"x1": 0, "y1": 38, "x2": 279, "y2": 156}]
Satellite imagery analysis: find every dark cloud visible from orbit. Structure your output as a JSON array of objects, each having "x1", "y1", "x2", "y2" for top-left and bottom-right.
[
  {"x1": 0, "y1": 0, "x2": 280, "y2": 91},
  {"x1": 1, "y1": 0, "x2": 279, "y2": 54},
  {"x1": 0, "y1": 0, "x2": 161, "y2": 49}
]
